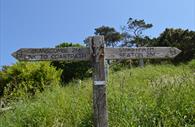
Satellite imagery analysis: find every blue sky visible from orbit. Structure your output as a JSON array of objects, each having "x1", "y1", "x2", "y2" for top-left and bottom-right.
[{"x1": 0, "y1": 0, "x2": 195, "y2": 67}]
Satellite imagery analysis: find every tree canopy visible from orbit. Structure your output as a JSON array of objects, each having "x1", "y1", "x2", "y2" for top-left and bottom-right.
[
  {"x1": 153, "y1": 28, "x2": 195, "y2": 63},
  {"x1": 94, "y1": 26, "x2": 122, "y2": 47},
  {"x1": 121, "y1": 18, "x2": 153, "y2": 47}
]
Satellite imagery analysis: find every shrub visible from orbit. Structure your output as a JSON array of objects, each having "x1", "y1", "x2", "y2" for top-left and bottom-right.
[
  {"x1": 0, "y1": 62, "x2": 62, "y2": 98},
  {"x1": 51, "y1": 42, "x2": 91, "y2": 83}
]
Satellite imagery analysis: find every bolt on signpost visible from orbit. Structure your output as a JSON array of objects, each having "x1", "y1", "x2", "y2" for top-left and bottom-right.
[{"x1": 12, "y1": 35, "x2": 181, "y2": 127}]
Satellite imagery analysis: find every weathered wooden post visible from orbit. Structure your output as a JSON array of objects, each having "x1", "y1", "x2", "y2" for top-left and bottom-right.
[{"x1": 88, "y1": 36, "x2": 108, "y2": 127}]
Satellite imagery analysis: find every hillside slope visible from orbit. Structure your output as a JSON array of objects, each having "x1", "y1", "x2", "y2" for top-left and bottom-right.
[{"x1": 0, "y1": 63, "x2": 195, "y2": 127}]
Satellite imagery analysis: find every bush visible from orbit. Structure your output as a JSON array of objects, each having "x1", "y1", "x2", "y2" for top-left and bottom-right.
[
  {"x1": 51, "y1": 42, "x2": 91, "y2": 83},
  {"x1": 0, "y1": 62, "x2": 62, "y2": 98}
]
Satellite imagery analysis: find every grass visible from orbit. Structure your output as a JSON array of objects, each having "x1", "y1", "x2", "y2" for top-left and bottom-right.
[{"x1": 0, "y1": 63, "x2": 195, "y2": 127}]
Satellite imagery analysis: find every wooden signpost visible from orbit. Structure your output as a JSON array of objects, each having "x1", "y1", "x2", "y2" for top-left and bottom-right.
[
  {"x1": 12, "y1": 36, "x2": 181, "y2": 127},
  {"x1": 12, "y1": 47, "x2": 90, "y2": 61}
]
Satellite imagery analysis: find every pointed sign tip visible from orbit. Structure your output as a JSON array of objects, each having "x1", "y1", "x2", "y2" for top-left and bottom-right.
[
  {"x1": 168, "y1": 47, "x2": 182, "y2": 58},
  {"x1": 11, "y1": 51, "x2": 16, "y2": 58},
  {"x1": 11, "y1": 49, "x2": 23, "y2": 60},
  {"x1": 174, "y1": 47, "x2": 182, "y2": 55}
]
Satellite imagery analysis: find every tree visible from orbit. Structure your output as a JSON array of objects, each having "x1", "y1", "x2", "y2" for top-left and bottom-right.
[
  {"x1": 121, "y1": 18, "x2": 153, "y2": 67},
  {"x1": 121, "y1": 18, "x2": 153, "y2": 47},
  {"x1": 94, "y1": 26, "x2": 122, "y2": 47},
  {"x1": 153, "y1": 28, "x2": 195, "y2": 63},
  {"x1": 51, "y1": 43, "x2": 91, "y2": 83}
]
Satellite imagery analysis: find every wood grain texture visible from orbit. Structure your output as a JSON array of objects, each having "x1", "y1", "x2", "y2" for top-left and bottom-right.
[
  {"x1": 12, "y1": 47, "x2": 90, "y2": 61},
  {"x1": 105, "y1": 47, "x2": 181, "y2": 60},
  {"x1": 88, "y1": 36, "x2": 108, "y2": 127}
]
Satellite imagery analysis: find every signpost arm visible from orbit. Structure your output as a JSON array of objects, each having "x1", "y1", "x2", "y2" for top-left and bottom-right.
[{"x1": 88, "y1": 36, "x2": 108, "y2": 127}]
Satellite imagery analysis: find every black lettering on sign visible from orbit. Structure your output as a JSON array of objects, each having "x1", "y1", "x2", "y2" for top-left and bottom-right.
[
  {"x1": 51, "y1": 54, "x2": 57, "y2": 59},
  {"x1": 74, "y1": 53, "x2": 86, "y2": 58},
  {"x1": 119, "y1": 53, "x2": 125, "y2": 57},
  {"x1": 25, "y1": 55, "x2": 36, "y2": 60},
  {"x1": 147, "y1": 52, "x2": 155, "y2": 57},
  {"x1": 146, "y1": 47, "x2": 155, "y2": 57},
  {"x1": 69, "y1": 54, "x2": 74, "y2": 59},
  {"x1": 138, "y1": 53, "x2": 143, "y2": 58},
  {"x1": 48, "y1": 53, "x2": 87, "y2": 60},
  {"x1": 141, "y1": 48, "x2": 146, "y2": 52},
  {"x1": 169, "y1": 48, "x2": 177, "y2": 56},
  {"x1": 127, "y1": 53, "x2": 134, "y2": 57},
  {"x1": 41, "y1": 55, "x2": 48, "y2": 59},
  {"x1": 16, "y1": 54, "x2": 23, "y2": 59},
  {"x1": 72, "y1": 48, "x2": 81, "y2": 53}
]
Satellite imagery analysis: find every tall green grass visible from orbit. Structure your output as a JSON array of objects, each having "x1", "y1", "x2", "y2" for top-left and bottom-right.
[{"x1": 0, "y1": 63, "x2": 195, "y2": 127}]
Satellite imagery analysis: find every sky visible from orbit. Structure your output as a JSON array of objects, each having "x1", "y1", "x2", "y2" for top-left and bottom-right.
[{"x1": 0, "y1": 0, "x2": 195, "y2": 67}]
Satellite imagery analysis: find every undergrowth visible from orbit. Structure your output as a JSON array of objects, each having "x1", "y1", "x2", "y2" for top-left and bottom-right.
[{"x1": 0, "y1": 61, "x2": 195, "y2": 127}]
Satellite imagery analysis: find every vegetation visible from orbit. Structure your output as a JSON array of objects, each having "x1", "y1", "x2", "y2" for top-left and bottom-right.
[
  {"x1": 152, "y1": 28, "x2": 195, "y2": 63},
  {"x1": 0, "y1": 17, "x2": 195, "y2": 127},
  {"x1": 0, "y1": 60, "x2": 194, "y2": 127},
  {"x1": 0, "y1": 62, "x2": 61, "y2": 98},
  {"x1": 94, "y1": 19, "x2": 195, "y2": 64},
  {"x1": 51, "y1": 43, "x2": 91, "y2": 83},
  {"x1": 94, "y1": 26, "x2": 122, "y2": 47},
  {"x1": 121, "y1": 18, "x2": 153, "y2": 47}
]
